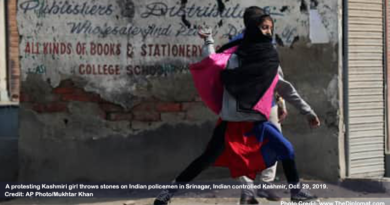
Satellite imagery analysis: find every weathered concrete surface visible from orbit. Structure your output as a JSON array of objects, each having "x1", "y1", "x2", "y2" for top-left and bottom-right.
[
  {"x1": 277, "y1": 39, "x2": 341, "y2": 181},
  {"x1": 19, "y1": 105, "x2": 227, "y2": 182},
  {"x1": 17, "y1": 0, "x2": 342, "y2": 182}
]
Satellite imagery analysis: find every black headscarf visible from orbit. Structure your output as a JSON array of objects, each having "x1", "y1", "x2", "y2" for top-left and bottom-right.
[{"x1": 220, "y1": 6, "x2": 280, "y2": 112}]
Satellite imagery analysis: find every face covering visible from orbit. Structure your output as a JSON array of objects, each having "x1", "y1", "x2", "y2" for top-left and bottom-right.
[
  {"x1": 220, "y1": 6, "x2": 280, "y2": 114},
  {"x1": 264, "y1": 32, "x2": 272, "y2": 39}
]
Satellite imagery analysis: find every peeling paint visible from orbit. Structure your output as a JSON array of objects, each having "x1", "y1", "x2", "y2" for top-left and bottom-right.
[
  {"x1": 180, "y1": 0, "x2": 191, "y2": 28},
  {"x1": 325, "y1": 75, "x2": 339, "y2": 110},
  {"x1": 117, "y1": 0, "x2": 135, "y2": 21},
  {"x1": 218, "y1": 19, "x2": 223, "y2": 27},
  {"x1": 181, "y1": 15, "x2": 192, "y2": 28},
  {"x1": 275, "y1": 34, "x2": 284, "y2": 47},
  {"x1": 300, "y1": 0, "x2": 308, "y2": 13},
  {"x1": 310, "y1": 0, "x2": 319, "y2": 9},
  {"x1": 216, "y1": 0, "x2": 226, "y2": 14},
  {"x1": 290, "y1": 36, "x2": 300, "y2": 49},
  {"x1": 280, "y1": 6, "x2": 289, "y2": 12}
]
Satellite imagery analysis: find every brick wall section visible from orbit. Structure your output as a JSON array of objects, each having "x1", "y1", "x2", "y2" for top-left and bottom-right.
[
  {"x1": 21, "y1": 79, "x2": 210, "y2": 128},
  {"x1": 7, "y1": 0, "x2": 20, "y2": 102}
]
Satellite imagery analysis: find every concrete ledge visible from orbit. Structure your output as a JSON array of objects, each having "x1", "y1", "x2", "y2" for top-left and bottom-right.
[
  {"x1": 0, "y1": 102, "x2": 19, "y2": 106},
  {"x1": 339, "y1": 178, "x2": 390, "y2": 193}
]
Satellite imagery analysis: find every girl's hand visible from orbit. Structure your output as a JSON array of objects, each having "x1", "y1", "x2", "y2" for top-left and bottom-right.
[{"x1": 197, "y1": 26, "x2": 212, "y2": 39}]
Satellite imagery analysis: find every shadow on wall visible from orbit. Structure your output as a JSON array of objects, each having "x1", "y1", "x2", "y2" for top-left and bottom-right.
[{"x1": 0, "y1": 105, "x2": 19, "y2": 182}]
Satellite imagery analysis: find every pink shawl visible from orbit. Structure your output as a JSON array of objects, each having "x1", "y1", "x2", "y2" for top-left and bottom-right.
[{"x1": 189, "y1": 47, "x2": 278, "y2": 119}]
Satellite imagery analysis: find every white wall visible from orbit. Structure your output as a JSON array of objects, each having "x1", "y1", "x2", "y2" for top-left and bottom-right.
[{"x1": 17, "y1": 0, "x2": 339, "y2": 106}]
